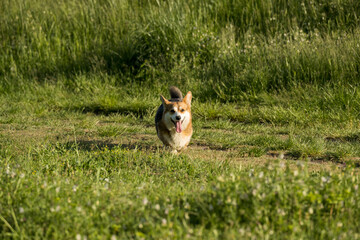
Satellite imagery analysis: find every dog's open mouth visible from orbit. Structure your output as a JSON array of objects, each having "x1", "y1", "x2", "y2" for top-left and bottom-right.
[{"x1": 171, "y1": 119, "x2": 184, "y2": 133}]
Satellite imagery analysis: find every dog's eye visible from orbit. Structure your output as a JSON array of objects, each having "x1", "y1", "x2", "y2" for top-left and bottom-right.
[
  {"x1": 180, "y1": 109, "x2": 185, "y2": 112},
  {"x1": 170, "y1": 109, "x2": 175, "y2": 113}
]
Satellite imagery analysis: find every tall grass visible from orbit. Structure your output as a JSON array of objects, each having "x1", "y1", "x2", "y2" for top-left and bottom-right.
[{"x1": 1, "y1": 0, "x2": 359, "y2": 99}]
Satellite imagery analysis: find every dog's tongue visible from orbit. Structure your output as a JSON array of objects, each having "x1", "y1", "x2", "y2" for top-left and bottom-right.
[{"x1": 176, "y1": 121, "x2": 182, "y2": 133}]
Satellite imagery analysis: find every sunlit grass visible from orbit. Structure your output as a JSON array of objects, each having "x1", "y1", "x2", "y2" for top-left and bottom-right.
[{"x1": 1, "y1": 0, "x2": 360, "y2": 238}]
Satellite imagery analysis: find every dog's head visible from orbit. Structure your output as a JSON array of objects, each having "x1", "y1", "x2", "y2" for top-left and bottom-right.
[{"x1": 160, "y1": 92, "x2": 192, "y2": 133}]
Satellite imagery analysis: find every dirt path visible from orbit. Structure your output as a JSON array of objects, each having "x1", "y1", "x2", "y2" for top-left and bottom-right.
[{"x1": 1, "y1": 123, "x2": 347, "y2": 172}]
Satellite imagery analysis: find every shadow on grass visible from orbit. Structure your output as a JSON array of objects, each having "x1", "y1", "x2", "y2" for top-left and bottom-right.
[
  {"x1": 68, "y1": 103, "x2": 151, "y2": 118},
  {"x1": 23, "y1": 33, "x2": 147, "y2": 81},
  {"x1": 63, "y1": 139, "x2": 157, "y2": 152},
  {"x1": 325, "y1": 133, "x2": 360, "y2": 143}
]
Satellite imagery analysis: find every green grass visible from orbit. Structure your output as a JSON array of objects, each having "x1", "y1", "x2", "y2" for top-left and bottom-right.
[
  {"x1": 2, "y1": 140, "x2": 360, "y2": 239},
  {"x1": 1, "y1": 0, "x2": 360, "y2": 239}
]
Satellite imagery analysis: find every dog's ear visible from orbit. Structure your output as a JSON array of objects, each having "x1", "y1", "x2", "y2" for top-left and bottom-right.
[
  {"x1": 160, "y1": 95, "x2": 170, "y2": 105},
  {"x1": 183, "y1": 91, "x2": 192, "y2": 106}
]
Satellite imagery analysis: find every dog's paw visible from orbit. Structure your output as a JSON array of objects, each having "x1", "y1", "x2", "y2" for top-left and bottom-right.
[{"x1": 170, "y1": 149, "x2": 179, "y2": 155}]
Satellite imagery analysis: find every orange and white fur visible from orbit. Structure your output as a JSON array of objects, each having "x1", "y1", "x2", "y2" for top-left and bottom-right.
[{"x1": 155, "y1": 86, "x2": 193, "y2": 153}]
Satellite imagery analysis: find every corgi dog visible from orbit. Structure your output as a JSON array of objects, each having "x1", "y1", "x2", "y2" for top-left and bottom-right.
[{"x1": 155, "y1": 86, "x2": 193, "y2": 153}]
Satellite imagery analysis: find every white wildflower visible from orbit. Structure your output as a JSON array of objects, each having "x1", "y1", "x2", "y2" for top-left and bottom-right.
[
  {"x1": 252, "y1": 189, "x2": 257, "y2": 196},
  {"x1": 308, "y1": 207, "x2": 313, "y2": 214},
  {"x1": 162, "y1": 218, "x2": 167, "y2": 226},
  {"x1": 277, "y1": 209, "x2": 286, "y2": 216},
  {"x1": 321, "y1": 177, "x2": 327, "y2": 183}
]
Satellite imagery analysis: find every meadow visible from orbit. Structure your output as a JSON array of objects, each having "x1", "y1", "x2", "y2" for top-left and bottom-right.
[{"x1": 1, "y1": 0, "x2": 360, "y2": 239}]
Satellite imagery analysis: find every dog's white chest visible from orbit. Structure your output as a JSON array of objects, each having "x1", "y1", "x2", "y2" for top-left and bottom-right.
[{"x1": 164, "y1": 131, "x2": 191, "y2": 150}]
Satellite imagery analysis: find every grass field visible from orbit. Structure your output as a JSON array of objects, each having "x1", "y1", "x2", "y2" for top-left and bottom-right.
[{"x1": 1, "y1": 0, "x2": 360, "y2": 239}]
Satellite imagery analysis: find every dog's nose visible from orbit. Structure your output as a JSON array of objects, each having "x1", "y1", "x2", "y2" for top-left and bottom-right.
[{"x1": 175, "y1": 115, "x2": 181, "y2": 121}]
